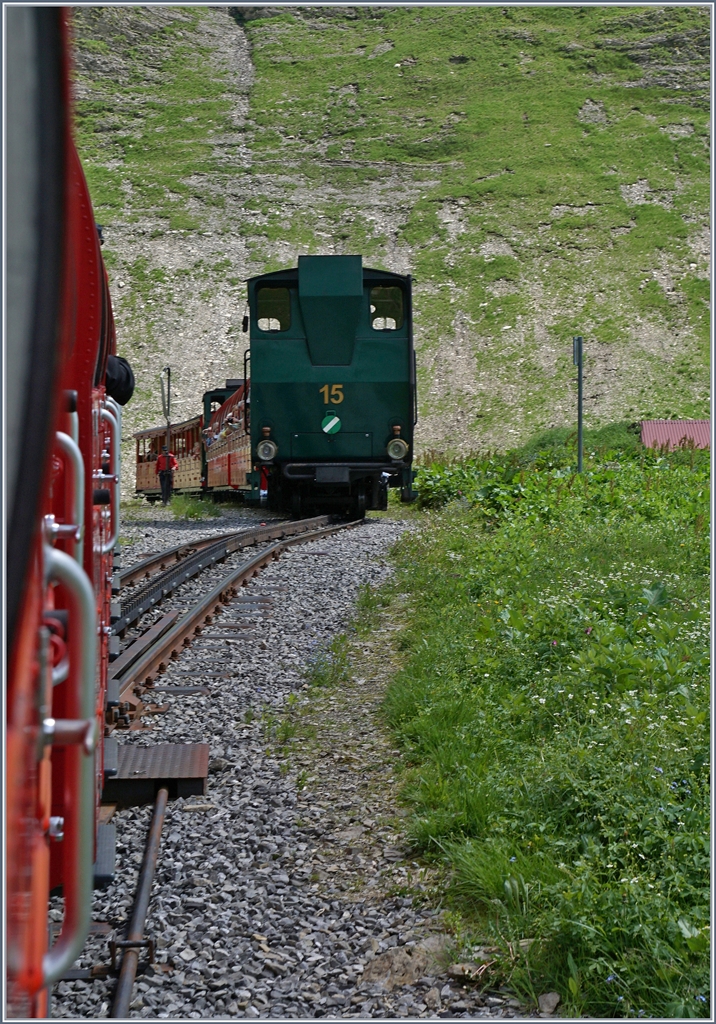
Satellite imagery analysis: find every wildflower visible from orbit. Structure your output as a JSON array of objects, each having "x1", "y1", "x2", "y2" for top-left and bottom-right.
[
  {"x1": 696, "y1": 996, "x2": 707, "y2": 1003},
  {"x1": 606, "y1": 975, "x2": 617, "y2": 983},
  {"x1": 509, "y1": 856, "x2": 517, "y2": 862},
  {"x1": 551, "y1": 640, "x2": 558, "y2": 646},
  {"x1": 585, "y1": 626, "x2": 592, "y2": 634},
  {"x1": 653, "y1": 767, "x2": 663, "y2": 774}
]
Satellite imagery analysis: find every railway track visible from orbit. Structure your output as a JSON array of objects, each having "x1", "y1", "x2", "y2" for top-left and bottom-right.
[
  {"x1": 53, "y1": 514, "x2": 506, "y2": 1022},
  {"x1": 108, "y1": 516, "x2": 362, "y2": 725},
  {"x1": 113, "y1": 515, "x2": 339, "y2": 635},
  {"x1": 102, "y1": 514, "x2": 366, "y2": 1011},
  {"x1": 109, "y1": 518, "x2": 364, "y2": 729}
]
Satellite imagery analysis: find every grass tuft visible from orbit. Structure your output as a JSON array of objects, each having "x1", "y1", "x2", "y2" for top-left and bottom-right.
[
  {"x1": 171, "y1": 494, "x2": 221, "y2": 520},
  {"x1": 304, "y1": 634, "x2": 350, "y2": 689}
]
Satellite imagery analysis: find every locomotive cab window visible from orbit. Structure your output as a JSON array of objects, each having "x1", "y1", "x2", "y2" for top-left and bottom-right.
[
  {"x1": 370, "y1": 285, "x2": 404, "y2": 331},
  {"x1": 257, "y1": 287, "x2": 291, "y2": 332}
]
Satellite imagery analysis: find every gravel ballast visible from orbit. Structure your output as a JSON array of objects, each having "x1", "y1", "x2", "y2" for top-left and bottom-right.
[{"x1": 50, "y1": 509, "x2": 538, "y2": 1020}]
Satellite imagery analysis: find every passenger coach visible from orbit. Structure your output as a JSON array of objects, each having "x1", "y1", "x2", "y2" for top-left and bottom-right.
[{"x1": 246, "y1": 255, "x2": 417, "y2": 516}]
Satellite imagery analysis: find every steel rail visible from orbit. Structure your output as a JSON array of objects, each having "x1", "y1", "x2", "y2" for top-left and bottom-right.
[
  {"x1": 117, "y1": 519, "x2": 364, "y2": 701},
  {"x1": 112, "y1": 539, "x2": 240, "y2": 636},
  {"x1": 110, "y1": 787, "x2": 169, "y2": 1018},
  {"x1": 112, "y1": 517, "x2": 340, "y2": 636},
  {"x1": 117, "y1": 536, "x2": 221, "y2": 589},
  {"x1": 117, "y1": 515, "x2": 333, "y2": 589},
  {"x1": 108, "y1": 519, "x2": 363, "y2": 1009}
]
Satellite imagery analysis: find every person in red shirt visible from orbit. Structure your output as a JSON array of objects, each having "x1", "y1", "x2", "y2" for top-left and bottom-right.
[{"x1": 155, "y1": 445, "x2": 178, "y2": 505}]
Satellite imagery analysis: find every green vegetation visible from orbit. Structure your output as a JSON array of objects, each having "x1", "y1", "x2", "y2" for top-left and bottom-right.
[
  {"x1": 244, "y1": 5, "x2": 709, "y2": 439},
  {"x1": 303, "y1": 634, "x2": 351, "y2": 689},
  {"x1": 72, "y1": 7, "x2": 233, "y2": 227},
  {"x1": 170, "y1": 493, "x2": 220, "y2": 520},
  {"x1": 261, "y1": 704, "x2": 298, "y2": 749},
  {"x1": 355, "y1": 582, "x2": 392, "y2": 636},
  {"x1": 382, "y1": 426, "x2": 709, "y2": 1017}
]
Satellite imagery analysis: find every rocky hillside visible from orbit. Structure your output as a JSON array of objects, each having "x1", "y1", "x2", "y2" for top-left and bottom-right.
[{"x1": 70, "y1": 6, "x2": 710, "y2": 492}]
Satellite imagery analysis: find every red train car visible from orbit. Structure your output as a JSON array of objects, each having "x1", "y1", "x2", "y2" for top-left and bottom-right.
[
  {"x1": 134, "y1": 416, "x2": 204, "y2": 498},
  {"x1": 204, "y1": 382, "x2": 252, "y2": 492},
  {"x1": 133, "y1": 382, "x2": 255, "y2": 501},
  {"x1": 6, "y1": 9, "x2": 132, "y2": 1015}
]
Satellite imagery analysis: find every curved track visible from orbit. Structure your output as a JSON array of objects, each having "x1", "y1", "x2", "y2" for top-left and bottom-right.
[
  {"x1": 105, "y1": 515, "x2": 365, "y2": 1011},
  {"x1": 114, "y1": 519, "x2": 363, "y2": 711},
  {"x1": 113, "y1": 516, "x2": 340, "y2": 636}
]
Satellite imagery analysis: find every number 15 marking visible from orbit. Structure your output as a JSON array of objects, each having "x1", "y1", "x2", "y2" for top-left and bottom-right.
[{"x1": 319, "y1": 384, "x2": 344, "y2": 404}]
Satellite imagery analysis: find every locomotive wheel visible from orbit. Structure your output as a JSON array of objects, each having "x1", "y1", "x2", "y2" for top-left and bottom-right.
[
  {"x1": 267, "y1": 479, "x2": 282, "y2": 513},
  {"x1": 291, "y1": 490, "x2": 302, "y2": 519}
]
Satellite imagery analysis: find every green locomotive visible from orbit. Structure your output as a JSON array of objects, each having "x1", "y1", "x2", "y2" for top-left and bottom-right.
[{"x1": 246, "y1": 255, "x2": 417, "y2": 516}]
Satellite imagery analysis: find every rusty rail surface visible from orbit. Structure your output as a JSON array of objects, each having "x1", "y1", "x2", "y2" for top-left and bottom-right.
[
  {"x1": 110, "y1": 787, "x2": 168, "y2": 1018},
  {"x1": 118, "y1": 516, "x2": 333, "y2": 589},
  {"x1": 117, "y1": 519, "x2": 364, "y2": 703},
  {"x1": 112, "y1": 516, "x2": 338, "y2": 635}
]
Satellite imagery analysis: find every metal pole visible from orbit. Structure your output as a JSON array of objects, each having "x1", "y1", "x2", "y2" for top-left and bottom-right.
[
  {"x1": 573, "y1": 336, "x2": 583, "y2": 473},
  {"x1": 165, "y1": 367, "x2": 171, "y2": 455},
  {"x1": 160, "y1": 367, "x2": 172, "y2": 504},
  {"x1": 110, "y1": 787, "x2": 169, "y2": 1018},
  {"x1": 166, "y1": 368, "x2": 172, "y2": 502}
]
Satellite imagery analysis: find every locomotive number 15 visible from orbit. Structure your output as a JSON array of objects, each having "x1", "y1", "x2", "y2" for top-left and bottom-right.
[{"x1": 319, "y1": 384, "x2": 344, "y2": 405}]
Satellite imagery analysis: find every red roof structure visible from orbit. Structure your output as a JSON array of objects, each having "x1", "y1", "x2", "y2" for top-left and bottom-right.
[{"x1": 640, "y1": 419, "x2": 711, "y2": 450}]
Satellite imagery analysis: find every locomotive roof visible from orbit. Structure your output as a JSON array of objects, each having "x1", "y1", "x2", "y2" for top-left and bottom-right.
[{"x1": 247, "y1": 263, "x2": 409, "y2": 286}]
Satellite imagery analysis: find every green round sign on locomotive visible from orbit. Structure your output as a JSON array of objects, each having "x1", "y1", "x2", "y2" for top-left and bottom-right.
[{"x1": 321, "y1": 413, "x2": 342, "y2": 434}]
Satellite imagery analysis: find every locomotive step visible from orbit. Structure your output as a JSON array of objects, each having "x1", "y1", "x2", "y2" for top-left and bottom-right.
[
  {"x1": 101, "y1": 742, "x2": 209, "y2": 807},
  {"x1": 104, "y1": 737, "x2": 118, "y2": 778}
]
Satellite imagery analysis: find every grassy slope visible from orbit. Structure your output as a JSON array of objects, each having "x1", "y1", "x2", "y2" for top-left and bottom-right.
[
  {"x1": 73, "y1": 6, "x2": 709, "y2": 458},
  {"x1": 70, "y1": 6, "x2": 252, "y2": 492},
  {"x1": 383, "y1": 430, "x2": 709, "y2": 1017},
  {"x1": 75, "y1": 9, "x2": 210, "y2": 227},
  {"x1": 242, "y1": 5, "x2": 710, "y2": 448}
]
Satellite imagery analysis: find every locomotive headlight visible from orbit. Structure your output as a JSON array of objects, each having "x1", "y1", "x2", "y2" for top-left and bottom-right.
[
  {"x1": 387, "y1": 437, "x2": 409, "y2": 461},
  {"x1": 257, "y1": 439, "x2": 278, "y2": 462}
]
